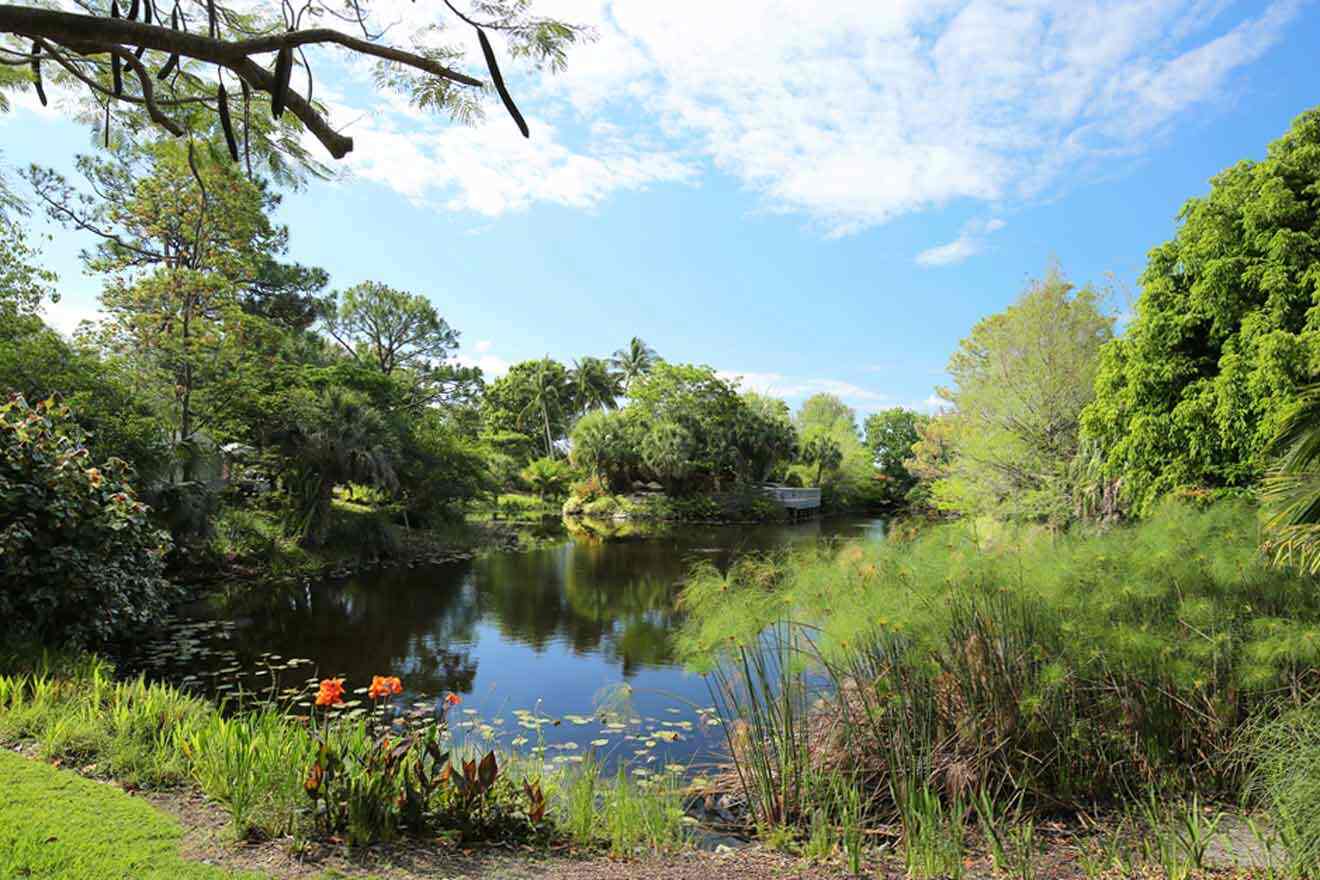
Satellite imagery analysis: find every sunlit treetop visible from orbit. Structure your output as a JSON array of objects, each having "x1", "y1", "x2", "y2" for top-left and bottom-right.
[{"x1": 0, "y1": 0, "x2": 589, "y2": 183}]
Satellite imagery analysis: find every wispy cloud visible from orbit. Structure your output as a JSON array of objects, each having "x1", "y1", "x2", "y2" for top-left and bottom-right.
[
  {"x1": 916, "y1": 217, "x2": 1006, "y2": 267},
  {"x1": 313, "y1": 0, "x2": 1298, "y2": 232}
]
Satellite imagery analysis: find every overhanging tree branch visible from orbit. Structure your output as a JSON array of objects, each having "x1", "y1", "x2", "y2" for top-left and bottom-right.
[{"x1": 0, "y1": 1, "x2": 556, "y2": 160}]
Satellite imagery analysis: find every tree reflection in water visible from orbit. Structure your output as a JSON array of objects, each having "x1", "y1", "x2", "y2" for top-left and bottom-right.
[{"x1": 209, "y1": 516, "x2": 885, "y2": 707}]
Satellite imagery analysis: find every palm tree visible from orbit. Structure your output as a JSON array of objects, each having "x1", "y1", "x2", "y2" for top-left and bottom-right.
[
  {"x1": 279, "y1": 387, "x2": 397, "y2": 546},
  {"x1": 569, "y1": 356, "x2": 622, "y2": 415},
  {"x1": 1262, "y1": 385, "x2": 1320, "y2": 572},
  {"x1": 802, "y1": 435, "x2": 843, "y2": 487},
  {"x1": 610, "y1": 337, "x2": 659, "y2": 391},
  {"x1": 517, "y1": 357, "x2": 568, "y2": 459}
]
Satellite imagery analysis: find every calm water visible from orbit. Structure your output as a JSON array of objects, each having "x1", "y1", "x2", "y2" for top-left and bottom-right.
[{"x1": 158, "y1": 515, "x2": 885, "y2": 771}]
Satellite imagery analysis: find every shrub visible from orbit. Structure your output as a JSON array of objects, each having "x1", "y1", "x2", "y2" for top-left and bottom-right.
[{"x1": 0, "y1": 395, "x2": 176, "y2": 646}]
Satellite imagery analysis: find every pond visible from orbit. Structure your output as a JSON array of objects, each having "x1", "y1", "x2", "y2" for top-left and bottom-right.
[{"x1": 148, "y1": 515, "x2": 885, "y2": 774}]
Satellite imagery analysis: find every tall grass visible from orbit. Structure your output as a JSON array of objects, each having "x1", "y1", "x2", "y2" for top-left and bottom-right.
[
  {"x1": 1244, "y1": 700, "x2": 1320, "y2": 875},
  {"x1": 0, "y1": 653, "x2": 209, "y2": 786},
  {"x1": 177, "y1": 708, "x2": 311, "y2": 839},
  {"x1": 680, "y1": 501, "x2": 1320, "y2": 828}
]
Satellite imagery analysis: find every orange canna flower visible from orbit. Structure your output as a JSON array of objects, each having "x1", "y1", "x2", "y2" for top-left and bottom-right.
[
  {"x1": 315, "y1": 677, "x2": 345, "y2": 707},
  {"x1": 368, "y1": 675, "x2": 403, "y2": 700},
  {"x1": 445, "y1": 692, "x2": 461, "y2": 706}
]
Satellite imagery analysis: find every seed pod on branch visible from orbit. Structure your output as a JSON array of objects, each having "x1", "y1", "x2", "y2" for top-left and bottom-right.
[
  {"x1": 217, "y1": 82, "x2": 239, "y2": 162},
  {"x1": 157, "y1": 7, "x2": 179, "y2": 79},
  {"x1": 270, "y1": 46, "x2": 293, "y2": 119},
  {"x1": 476, "y1": 28, "x2": 528, "y2": 138},
  {"x1": 30, "y1": 41, "x2": 47, "y2": 107},
  {"x1": 29, "y1": 41, "x2": 47, "y2": 107},
  {"x1": 109, "y1": 0, "x2": 123, "y2": 96}
]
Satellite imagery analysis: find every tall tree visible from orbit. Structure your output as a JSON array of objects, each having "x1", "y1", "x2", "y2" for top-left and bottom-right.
[
  {"x1": 0, "y1": 1, "x2": 585, "y2": 171},
  {"x1": 1083, "y1": 108, "x2": 1320, "y2": 515},
  {"x1": 27, "y1": 138, "x2": 293, "y2": 480},
  {"x1": 936, "y1": 267, "x2": 1113, "y2": 524},
  {"x1": 864, "y1": 407, "x2": 928, "y2": 506},
  {"x1": 611, "y1": 337, "x2": 659, "y2": 391},
  {"x1": 480, "y1": 358, "x2": 571, "y2": 461},
  {"x1": 323, "y1": 281, "x2": 478, "y2": 412},
  {"x1": 520, "y1": 357, "x2": 569, "y2": 458},
  {"x1": 568, "y1": 356, "x2": 621, "y2": 415}
]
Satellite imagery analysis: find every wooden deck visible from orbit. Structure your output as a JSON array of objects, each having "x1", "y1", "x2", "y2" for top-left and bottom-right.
[{"x1": 761, "y1": 485, "x2": 822, "y2": 512}]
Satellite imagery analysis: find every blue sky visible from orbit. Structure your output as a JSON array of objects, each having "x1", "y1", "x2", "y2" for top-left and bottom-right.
[{"x1": 2, "y1": 0, "x2": 1318, "y2": 417}]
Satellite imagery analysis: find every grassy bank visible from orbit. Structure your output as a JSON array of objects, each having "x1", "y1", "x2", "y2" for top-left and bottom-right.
[
  {"x1": 0, "y1": 749, "x2": 260, "y2": 880},
  {"x1": 677, "y1": 501, "x2": 1320, "y2": 871},
  {"x1": 0, "y1": 651, "x2": 688, "y2": 858}
]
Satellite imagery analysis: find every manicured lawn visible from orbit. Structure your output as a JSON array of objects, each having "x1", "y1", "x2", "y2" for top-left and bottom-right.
[{"x1": 0, "y1": 750, "x2": 263, "y2": 880}]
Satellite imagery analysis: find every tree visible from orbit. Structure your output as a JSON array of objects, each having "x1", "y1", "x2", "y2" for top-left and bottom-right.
[
  {"x1": 628, "y1": 362, "x2": 743, "y2": 486},
  {"x1": 864, "y1": 407, "x2": 928, "y2": 506},
  {"x1": 568, "y1": 356, "x2": 621, "y2": 415},
  {"x1": 481, "y1": 358, "x2": 571, "y2": 460},
  {"x1": 936, "y1": 267, "x2": 1114, "y2": 524},
  {"x1": 0, "y1": 212, "x2": 57, "y2": 323},
  {"x1": 801, "y1": 434, "x2": 842, "y2": 487},
  {"x1": 275, "y1": 386, "x2": 397, "y2": 546},
  {"x1": 0, "y1": 394, "x2": 175, "y2": 646},
  {"x1": 797, "y1": 393, "x2": 857, "y2": 437},
  {"x1": 641, "y1": 420, "x2": 695, "y2": 493},
  {"x1": 1082, "y1": 108, "x2": 1320, "y2": 516},
  {"x1": 611, "y1": 337, "x2": 659, "y2": 391},
  {"x1": 792, "y1": 393, "x2": 874, "y2": 507},
  {"x1": 735, "y1": 392, "x2": 797, "y2": 483},
  {"x1": 0, "y1": 1, "x2": 585, "y2": 169},
  {"x1": 323, "y1": 281, "x2": 478, "y2": 412},
  {"x1": 569, "y1": 408, "x2": 641, "y2": 488},
  {"x1": 1260, "y1": 385, "x2": 1320, "y2": 572},
  {"x1": 520, "y1": 456, "x2": 572, "y2": 502},
  {"x1": 28, "y1": 138, "x2": 296, "y2": 481}
]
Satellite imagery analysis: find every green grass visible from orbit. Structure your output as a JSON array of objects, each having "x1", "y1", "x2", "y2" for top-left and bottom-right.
[{"x1": 0, "y1": 749, "x2": 264, "y2": 880}]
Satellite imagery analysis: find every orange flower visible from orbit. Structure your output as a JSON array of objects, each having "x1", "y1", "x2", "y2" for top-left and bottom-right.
[
  {"x1": 86, "y1": 467, "x2": 103, "y2": 488},
  {"x1": 444, "y1": 692, "x2": 461, "y2": 706},
  {"x1": 315, "y1": 677, "x2": 345, "y2": 707},
  {"x1": 368, "y1": 675, "x2": 403, "y2": 700}
]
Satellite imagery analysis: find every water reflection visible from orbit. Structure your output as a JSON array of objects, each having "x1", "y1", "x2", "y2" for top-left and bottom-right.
[{"x1": 196, "y1": 515, "x2": 885, "y2": 763}]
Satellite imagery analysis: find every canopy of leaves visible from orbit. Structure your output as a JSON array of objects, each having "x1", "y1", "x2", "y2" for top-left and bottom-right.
[
  {"x1": 1082, "y1": 107, "x2": 1320, "y2": 516},
  {"x1": 788, "y1": 392, "x2": 875, "y2": 507},
  {"x1": 931, "y1": 268, "x2": 1113, "y2": 524},
  {"x1": 864, "y1": 407, "x2": 928, "y2": 507}
]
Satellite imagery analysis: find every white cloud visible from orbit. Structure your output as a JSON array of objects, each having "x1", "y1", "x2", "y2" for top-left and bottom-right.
[
  {"x1": 916, "y1": 216, "x2": 1006, "y2": 266},
  {"x1": 342, "y1": 112, "x2": 695, "y2": 215},
  {"x1": 916, "y1": 236, "x2": 983, "y2": 267},
  {"x1": 311, "y1": 0, "x2": 1297, "y2": 231},
  {"x1": 474, "y1": 340, "x2": 494, "y2": 353}
]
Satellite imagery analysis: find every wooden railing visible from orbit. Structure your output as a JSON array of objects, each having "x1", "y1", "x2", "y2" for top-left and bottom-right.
[{"x1": 761, "y1": 485, "x2": 822, "y2": 509}]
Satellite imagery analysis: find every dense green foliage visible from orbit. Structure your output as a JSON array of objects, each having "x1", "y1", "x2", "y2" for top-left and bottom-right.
[
  {"x1": 1083, "y1": 108, "x2": 1320, "y2": 515},
  {"x1": 863, "y1": 407, "x2": 928, "y2": 507},
  {"x1": 1, "y1": 396, "x2": 176, "y2": 646},
  {"x1": 564, "y1": 363, "x2": 799, "y2": 498},
  {"x1": 680, "y1": 502, "x2": 1320, "y2": 817},
  {"x1": 918, "y1": 269, "x2": 1113, "y2": 524},
  {"x1": 789, "y1": 393, "x2": 877, "y2": 509}
]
